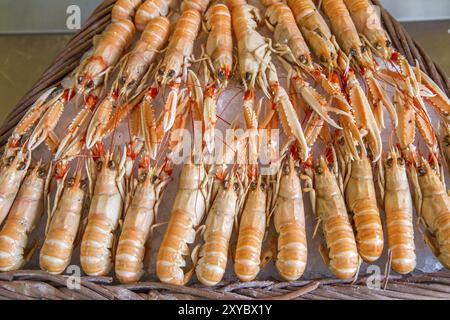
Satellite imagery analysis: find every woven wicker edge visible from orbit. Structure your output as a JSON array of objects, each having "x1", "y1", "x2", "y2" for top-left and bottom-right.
[
  {"x1": 0, "y1": 270, "x2": 449, "y2": 300},
  {"x1": 0, "y1": 0, "x2": 449, "y2": 300}
]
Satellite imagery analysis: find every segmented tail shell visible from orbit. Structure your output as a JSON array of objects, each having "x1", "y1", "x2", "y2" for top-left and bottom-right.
[
  {"x1": 234, "y1": 182, "x2": 267, "y2": 282},
  {"x1": 384, "y1": 151, "x2": 416, "y2": 274},
  {"x1": 0, "y1": 165, "x2": 45, "y2": 271},
  {"x1": 112, "y1": 0, "x2": 142, "y2": 22}
]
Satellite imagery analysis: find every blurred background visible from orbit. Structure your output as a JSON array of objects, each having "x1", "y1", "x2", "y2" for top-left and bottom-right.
[{"x1": 0, "y1": 0, "x2": 448, "y2": 124}]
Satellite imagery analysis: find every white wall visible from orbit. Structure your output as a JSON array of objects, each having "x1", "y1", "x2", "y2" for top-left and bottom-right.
[
  {"x1": 379, "y1": 0, "x2": 450, "y2": 22},
  {"x1": 0, "y1": 0, "x2": 102, "y2": 34}
]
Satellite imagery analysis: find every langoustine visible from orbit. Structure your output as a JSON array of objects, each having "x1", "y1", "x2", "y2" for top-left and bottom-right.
[
  {"x1": 337, "y1": 138, "x2": 384, "y2": 262},
  {"x1": 202, "y1": 3, "x2": 233, "y2": 152},
  {"x1": 115, "y1": 157, "x2": 171, "y2": 283},
  {"x1": 281, "y1": 0, "x2": 373, "y2": 160},
  {"x1": 408, "y1": 156, "x2": 450, "y2": 269},
  {"x1": 0, "y1": 163, "x2": 47, "y2": 271},
  {"x1": 378, "y1": 149, "x2": 416, "y2": 274},
  {"x1": 156, "y1": 159, "x2": 212, "y2": 285},
  {"x1": 40, "y1": 172, "x2": 88, "y2": 274},
  {"x1": 305, "y1": 155, "x2": 359, "y2": 279},
  {"x1": 18, "y1": 19, "x2": 135, "y2": 156},
  {"x1": 156, "y1": 8, "x2": 203, "y2": 133},
  {"x1": 234, "y1": 175, "x2": 267, "y2": 282},
  {"x1": 85, "y1": 16, "x2": 170, "y2": 150},
  {"x1": 196, "y1": 171, "x2": 244, "y2": 286},
  {"x1": 80, "y1": 151, "x2": 126, "y2": 276},
  {"x1": 0, "y1": 148, "x2": 31, "y2": 226},
  {"x1": 272, "y1": 156, "x2": 308, "y2": 281},
  {"x1": 228, "y1": 0, "x2": 272, "y2": 97},
  {"x1": 344, "y1": 0, "x2": 450, "y2": 120},
  {"x1": 264, "y1": 2, "x2": 350, "y2": 136}
]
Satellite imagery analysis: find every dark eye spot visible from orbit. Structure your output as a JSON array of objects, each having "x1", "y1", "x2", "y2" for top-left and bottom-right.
[
  {"x1": 108, "y1": 160, "x2": 116, "y2": 169},
  {"x1": 139, "y1": 172, "x2": 148, "y2": 183},
  {"x1": 444, "y1": 135, "x2": 450, "y2": 146},
  {"x1": 77, "y1": 76, "x2": 84, "y2": 84},
  {"x1": 17, "y1": 162, "x2": 26, "y2": 171},
  {"x1": 397, "y1": 157, "x2": 405, "y2": 166},
  {"x1": 86, "y1": 80, "x2": 94, "y2": 89},
  {"x1": 260, "y1": 182, "x2": 267, "y2": 191},
  {"x1": 168, "y1": 69, "x2": 176, "y2": 78},
  {"x1": 315, "y1": 165, "x2": 323, "y2": 175},
  {"x1": 250, "y1": 180, "x2": 257, "y2": 190},
  {"x1": 80, "y1": 179, "x2": 88, "y2": 190},
  {"x1": 245, "y1": 72, "x2": 252, "y2": 81},
  {"x1": 299, "y1": 55, "x2": 307, "y2": 64},
  {"x1": 96, "y1": 161, "x2": 103, "y2": 171},
  {"x1": 361, "y1": 46, "x2": 367, "y2": 53},
  {"x1": 386, "y1": 40, "x2": 392, "y2": 47},
  {"x1": 218, "y1": 69, "x2": 225, "y2": 80},
  {"x1": 158, "y1": 67, "x2": 165, "y2": 76},
  {"x1": 233, "y1": 182, "x2": 239, "y2": 192},
  {"x1": 350, "y1": 48, "x2": 357, "y2": 56},
  {"x1": 283, "y1": 164, "x2": 290, "y2": 175},
  {"x1": 119, "y1": 76, "x2": 127, "y2": 85},
  {"x1": 151, "y1": 175, "x2": 158, "y2": 183},
  {"x1": 67, "y1": 177, "x2": 75, "y2": 187},
  {"x1": 418, "y1": 167, "x2": 427, "y2": 176},
  {"x1": 386, "y1": 158, "x2": 393, "y2": 167},
  {"x1": 6, "y1": 156, "x2": 15, "y2": 166},
  {"x1": 38, "y1": 168, "x2": 46, "y2": 178},
  {"x1": 320, "y1": 55, "x2": 327, "y2": 63}
]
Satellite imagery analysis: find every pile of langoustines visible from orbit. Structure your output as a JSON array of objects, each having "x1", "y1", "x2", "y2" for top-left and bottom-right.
[{"x1": 0, "y1": 0, "x2": 448, "y2": 287}]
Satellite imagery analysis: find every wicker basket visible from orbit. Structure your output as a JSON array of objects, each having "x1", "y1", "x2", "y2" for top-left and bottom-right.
[{"x1": 0, "y1": 0, "x2": 449, "y2": 300}]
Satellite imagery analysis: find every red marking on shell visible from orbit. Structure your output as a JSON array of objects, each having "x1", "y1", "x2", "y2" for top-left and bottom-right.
[
  {"x1": 63, "y1": 89, "x2": 76, "y2": 102},
  {"x1": 149, "y1": 87, "x2": 158, "y2": 98},
  {"x1": 9, "y1": 139, "x2": 20, "y2": 148},
  {"x1": 85, "y1": 94, "x2": 98, "y2": 108},
  {"x1": 55, "y1": 162, "x2": 69, "y2": 180},
  {"x1": 111, "y1": 90, "x2": 120, "y2": 101},
  {"x1": 247, "y1": 165, "x2": 258, "y2": 181},
  {"x1": 138, "y1": 154, "x2": 150, "y2": 169},
  {"x1": 92, "y1": 142, "x2": 105, "y2": 160},
  {"x1": 223, "y1": 66, "x2": 230, "y2": 80},
  {"x1": 205, "y1": 83, "x2": 218, "y2": 97},
  {"x1": 391, "y1": 52, "x2": 400, "y2": 62},
  {"x1": 325, "y1": 146, "x2": 334, "y2": 164},
  {"x1": 244, "y1": 90, "x2": 254, "y2": 101},
  {"x1": 163, "y1": 159, "x2": 173, "y2": 176},
  {"x1": 215, "y1": 170, "x2": 227, "y2": 182},
  {"x1": 303, "y1": 152, "x2": 314, "y2": 168}
]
